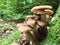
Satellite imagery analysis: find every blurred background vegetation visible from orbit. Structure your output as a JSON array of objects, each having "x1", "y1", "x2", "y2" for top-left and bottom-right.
[
  {"x1": 0, "y1": 0, "x2": 60, "y2": 45},
  {"x1": 0, "y1": 0, "x2": 59, "y2": 20}
]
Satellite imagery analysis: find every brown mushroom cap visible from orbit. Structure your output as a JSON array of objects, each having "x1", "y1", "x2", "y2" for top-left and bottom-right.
[
  {"x1": 44, "y1": 9, "x2": 54, "y2": 15},
  {"x1": 31, "y1": 5, "x2": 52, "y2": 12},
  {"x1": 16, "y1": 23, "x2": 32, "y2": 32},
  {"x1": 26, "y1": 19, "x2": 35, "y2": 26},
  {"x1": 26, "y1": 15, "x2": 35, "y2": 19},
  {"x1": 25, "y1": 15, "x2": 36, "y2": 26},
  {"x1": 37, "y1": 21, "x2": 45, "y2": 27}
]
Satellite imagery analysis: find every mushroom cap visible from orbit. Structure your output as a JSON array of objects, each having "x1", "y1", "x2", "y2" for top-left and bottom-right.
[
  {"x1": 26, "y1": 19, "x2": 35, "y2": 26},
  {"x1": 37, "y1": 21, "x2": 45, "y2": 27},
  {"x1": 26, "y1": 15, "x2": 35, "y2": 19},
  {"x1": 32, "y1": 10, "x2": 45, "y2": 14},
  {"x1": 25, "y1": 15, "x2": 36, "y2": 26},
  {"x1": 31, "y1": 5, "x2": 52, "y2": 12},
  {"x1": 16, "y1": 23, "x2": 32, "y2": 32},
  {"x1": 44, "y1": 9, "x2": 54, "y2": 15}
]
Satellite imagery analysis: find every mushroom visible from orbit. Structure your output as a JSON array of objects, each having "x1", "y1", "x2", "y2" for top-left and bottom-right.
[
  {"x1": 16, "y1": 23, "x2": 37, "y2": 45},
  {"x1": 16, "y1": 23, "x2": 32, "y2": 32},
  {"x1": 26, "y1": 15, "x2": 35, "y2": 19},
  {"x1": 44, "y1": 9, "x2": 54, "y2": 22},
  {"x1": 25, "y1": 15, "x2": 36, "y2": 27},
  {"x1": 31, "y1": 5, "x2": 53, "y2": 22},
  {"x1": 31, "y1": 5, "x2": 52, "y2": 14}
]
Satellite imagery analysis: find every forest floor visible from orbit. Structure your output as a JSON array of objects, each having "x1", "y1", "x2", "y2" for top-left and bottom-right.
[{"x1": 0, "y1": 19, "x2": 26, "y2": 45}]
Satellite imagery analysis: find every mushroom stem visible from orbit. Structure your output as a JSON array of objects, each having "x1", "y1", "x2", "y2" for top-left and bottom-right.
[
  {"x1": 22, "y1": 31, "x2": 38, "y2": 45},
  {"x1": 41, "y1": 14, "x2": 46, "y2": 22},
  {"x1": 25, "y1": 31, "x2": 37, "y2": 42}
]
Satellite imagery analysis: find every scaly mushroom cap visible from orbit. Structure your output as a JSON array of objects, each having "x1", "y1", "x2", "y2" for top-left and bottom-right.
[
  {"x1": 16, "y1": 23, "x2": 32, "y2": 32},
  {"x1": 44, "y1": 9, "x2": 54, "y2": 15},
  {"x1": 31, "y1": 5, "x2": 52, "y2": 12}
]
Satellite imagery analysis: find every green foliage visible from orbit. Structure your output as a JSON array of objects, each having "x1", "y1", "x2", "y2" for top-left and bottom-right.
[
  {"x1": 0, "y1": 0, "x2": 59, "y2": 20},
  {"x1": 1, "y1": 31, "x2": 21, "y2": 45},
  {"x1": 0, "y1": 22, "x2": 21, "y2": 45}
]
